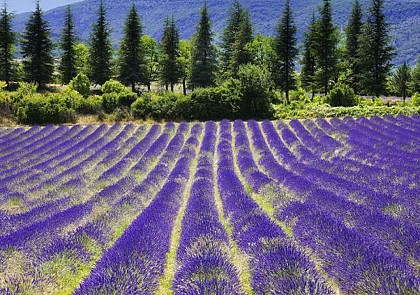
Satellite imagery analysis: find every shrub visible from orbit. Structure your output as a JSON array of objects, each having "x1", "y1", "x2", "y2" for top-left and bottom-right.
[
  {"x1": 189, "y1": 85, "x2": 240, "y2": 121},
  {"x1": 412, "y1": 92, "x2": 420, "y2": 106},
  {"x1": 102, "y1": 92, "x2": 119, "y2": 113},
  {"x1": 118, "y1": 92, "x2": 138, "y2": 108},
  {"x1": 131, "y1": 94, "x2": 152, "y2": 120},
  {"x1": 16, "y1": 93, "x2": 77, "y2": 124},
  {"x1": 236, "y1": 64, "x2": 275, "y2": 119},
  {"x1": 327, "y1": 83, "x2": 358, "y2": 107},
  {"x1": 101, "y1": 80, "x2": 126, "y2": 94},
  {"x1": 69, "y1": 73, "x2": 90, "y2": 97},
  {"x1": 289, "y1": 88, "x2": 309, "y2": 102},
  {"x1": 77, "y1": 95, "x2": 103, "y2": 114}
]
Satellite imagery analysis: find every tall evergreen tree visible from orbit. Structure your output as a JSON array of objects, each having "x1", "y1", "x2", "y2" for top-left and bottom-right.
[
  {"x1": 274, "y1": 0, "x2": 298, "y2": 104},
  {"x1": 391, "y1": 62, "x2": 411, "y2": 103},
  {"x1": 190, "y1": 2, "x2": 217, "y2": 89},
  {"x1": 0, "y1": 3, "x2": 15, "y2": 87},
  {"x1": 88, "y1": 0, "x2": 112, "y2": 86},
  {"x1": 230, "y1": 10, "x2": 253, "y2": 76},
  {"x1": 21, "y1": 1, "x2": 54, "y2": 88},
  {"x1": 221, "y1": 0, "x2": 245, "y2": 72},
  {"x1": 358, "y1": 0, "x2": 394, "y2": 97},
  {"x1": 314, "y1": 0, "x2": 338, "y2": 95},
  {"x1": 160, "y1": 17, "x2": 181, "y2": 91},
  {"x1": 119, "y1": 4, "x2": 146, "y2": 92},
  {"x1": 58, "y1": 5, "x2": 77, "y2": 84},
  {"x1": 345, "y1": 0, "x2": 363, "y2": 92},
  {"x1": 301, "y1": 13, "x2": 318, "y2": 100}
]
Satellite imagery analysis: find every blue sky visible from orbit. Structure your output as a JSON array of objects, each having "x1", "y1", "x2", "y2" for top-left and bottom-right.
[{"x1": 6, "y1": 0, "x2": 82, "y2": 14}]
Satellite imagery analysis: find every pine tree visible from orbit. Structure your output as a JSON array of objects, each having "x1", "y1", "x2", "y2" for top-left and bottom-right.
[
  {"x1": 190, "y1": 2, "x2": 217, "y2": 89},
  {"x1": 230, "y1": 10, "x2": 253, "y2": 76},
  {"x1": 0, "y1": 3, "x2": 15, "y2": 87},
  {"x1": 58, "y1": 5, "x2": 77, "y2": 84},
  {"x1": 160, "y1": 17, "x2": 181, "y2": 91},
  {"x1": 391, "y1": 62, "x2": 411, "y2": 103},
  {"x1": 345, "y1": 0, "x2": 363, "y2": 92},
  {"x1": 119, "y1": 4, "x2": 146, "y2": 92},
  {"x1": 301, "y1": 13, "x2": 318, "y2": 100},
  {"x1": 221, "y1": 0, "x2": 245, "y2": 72},
  {"x1": 274, "y1": 0, "x2": 298, "y2": 104},
  {"x1": 21, "y1": 1, "x2": 54, "y2": 88},
  {"x1": 88, "y1": 0, "x2": 112, "y2": 86},
  {"x1": 359, "y1": 0, "x2": 394, "y2": 97},
  {"x1": 314, "y1": 0, "x2": 338, "y2": 95}
]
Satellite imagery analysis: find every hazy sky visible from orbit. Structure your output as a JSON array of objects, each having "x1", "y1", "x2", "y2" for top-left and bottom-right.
[{"x1": 6, "y1": 0, "x2": 83, "y2": 14}]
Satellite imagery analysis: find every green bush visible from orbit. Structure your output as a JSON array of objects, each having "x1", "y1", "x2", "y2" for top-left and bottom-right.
[
  {"x1": 102, "y1": 92, "x2": 119, "y2": 114},
  {"x1": 189, "y1": 85, "x2": 240, "y2": 121},
  {"x1": 327, "y1": 83, "x2": 358, "y2": 107},
  {"x1": 131, "y1": 94, "x2": 151, "y2": 119},
  {"x1": 236, "y1": 64, "x2": 275, "y2": 119},
  {"x1": 289, "y1": 88, "x2": 309, "y2": 102},
  {"x1": 101, "y1": 80, "x2": 126, "y2": 94},
  {"x1": 412, "y1": 92, "x2": 420, "y2": 106},
  {"x1": 118, "y1": 92, "x2": 138, "y2": 108},
  {"x1": 16, "y1": 93, "x2": 77, "y2": 124},
  {"x1": 77, "y1": 95, "x2": 103, "y2": 114},
  {"x1": 68, "y1": 73, "x2": 90, "y2": 97}
]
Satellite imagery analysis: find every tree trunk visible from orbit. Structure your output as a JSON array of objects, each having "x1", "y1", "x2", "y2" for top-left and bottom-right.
[
  {"x1": 131, "y1": 82, "x2": 136, "y2": 93},
  {"x1": 147, "y1": 82, "x2": 151, "y2": 92},
  {"x1": 170, "y1": 83, "x2": 174, "y2": 92},
  {"x1": 183, "y1": 77, "x2": 187, "y2": 96}
]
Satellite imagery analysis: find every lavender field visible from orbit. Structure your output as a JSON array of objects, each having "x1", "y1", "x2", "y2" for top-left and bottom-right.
[{"x1": 0, "y1": 116, "x2": 419, "y2": 294}]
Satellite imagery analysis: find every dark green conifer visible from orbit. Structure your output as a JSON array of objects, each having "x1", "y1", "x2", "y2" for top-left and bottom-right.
[
  {"x1": 314, "y1": 0, "x2": 339, "y2": 95},
  {"x1": 119, "y1": 4, "x2": 146, "y2": 92},
  {"x1": 358, "y1": 0, "x2": 395, "y2": 97},
  {"x1": 221, "y1": 0, "x2": 245, "y2": 72},
  {"x1": 88, "y1": 0, "x2": 112, "y2": 86},
  {"x1": 274, "y1": 0, "x2": 298, "y2": 104},
  {"x1": 21, "y1": 1, "x2": 54, "y2": 88},
  {"x1": 160, "y1": 17, "x2": 181, "y2": 91},
  {"x1": 58, "y1": 5, "x2": 77, "y2": 84},
  {"x1": 345, "y1": 0, "x2": 363, "y2": 92},
  {"x1": 230, "y1": 10, "x2": 253, "y2": 76},
  {"x1": 0, "y1": 3, "x2": 16, "y2": 87},
  {"x1": 301, "y1": 13, "x2": 318, "y2": 100},
  {"x1": 190, "y1": 2, "x2": 217, "y2": 89}
]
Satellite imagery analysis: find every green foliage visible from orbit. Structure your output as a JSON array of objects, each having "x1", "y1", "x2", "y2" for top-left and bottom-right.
[
  {"x1": 236, "y1": 64, "x2": 275, "y2": 119},
  {"x1": 390, "y1": 62, "x2": 411, "y2": 101},
  {"x1": 412, "y1": 92, "x2": 420, "y2": 106},
  {"x1": 58, "y1": 6, "x2": 77, "y2": 84},
  {"x1": 69, "y1": 73, "x2": 90, "y2": 97},
  {"x1": 178, "y1": 39, "x2": 192, "y2": 95},
  {"x1": 15, "y1": 92, "x2": 77, "y2": 124},
  {"x1": 229, "y1": 11, "x2": 254, "y2": 77},
  {"x1": 289, "y1": 88, "x2": 309, "y2": 102},
  {"x1": 327, "y1": 83, "x2": 358, "y2": 107},
  {"x1": 314, "y1": 0, "x2": 339, "y2": 95},
  {"x1": 345, "y1": 0, "x2": 363, "y2": 93},
  {"x1": 142, "y1": 35, "x2": 160, "y2": 90},
  {"x1": 245, "y1": 34, "x2": 276, "y2": 71},
  {"x1": 131, "y1": 92, "x2": 182, "y2": 121},
  {"x1": 221, "y1": 0, "x2": 245, "y2": 73},
  {"x1": 74, "y1": 43, "x2": 89, "y2": 74},
  {"x1": 119, "y1": 4, "x2": 146, "y2": 91},
  {"x1": 0, "y1": 4, "x2": 16, "y2": 86},
  {"x1": 274, "y1": 0, "x2": 298, "y2": 103},
  {"x1": 101, "y1": 80, "x2": 126, "y2": 94},
  {"x1": 188, "y1": 85, "x2": 241, "y2": 121},
  {"x1": 88, "y1": 0, "x2": 112, "y2": 85},
  {"x1": 21, "y1": 2, "x2": 54, "y2": 88},
  {"x1": 358, "y1": 0, "x2": 395, "y2": 96},
  {"x1": 190, "y1": 2, "x2": 217, "y2": 89},
  {"x1": 301, "y1": 13, "x2": 317, "y2": 99},
  {"x1": 77, "y1": 95, "x2": 102, "y2": 114},
  {"x1": 160, "y1": 17, "x2": 181, "y2": 91}
]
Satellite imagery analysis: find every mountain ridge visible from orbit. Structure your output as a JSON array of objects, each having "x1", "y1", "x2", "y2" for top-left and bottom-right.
[{"x1": 12, "y1": 0, "x2": 420, "y2": 66}]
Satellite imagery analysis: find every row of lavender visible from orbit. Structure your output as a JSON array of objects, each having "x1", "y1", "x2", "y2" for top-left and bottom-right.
[{"x1": 0, "y1": 116, "x2": 419, "y2": 294}]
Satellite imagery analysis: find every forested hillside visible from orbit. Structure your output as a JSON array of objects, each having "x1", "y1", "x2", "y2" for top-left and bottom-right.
[{"x1": 12, "y1": 0, "x2": 420, "y2": 66}]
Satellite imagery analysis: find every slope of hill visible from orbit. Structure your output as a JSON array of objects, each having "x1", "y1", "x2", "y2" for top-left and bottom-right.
[{"x1": 12, "y1": 0, "x2": 420, "y2": 66}]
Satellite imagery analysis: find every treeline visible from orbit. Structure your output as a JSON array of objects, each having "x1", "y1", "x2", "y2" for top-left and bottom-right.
[{"x1": 0, "y1": 0, "x2": 419, "y2": 124}]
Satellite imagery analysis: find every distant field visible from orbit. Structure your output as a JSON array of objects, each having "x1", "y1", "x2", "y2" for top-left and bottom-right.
[{"x1": 0, "y1": 116, "x2": 419, "y2": 294}]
